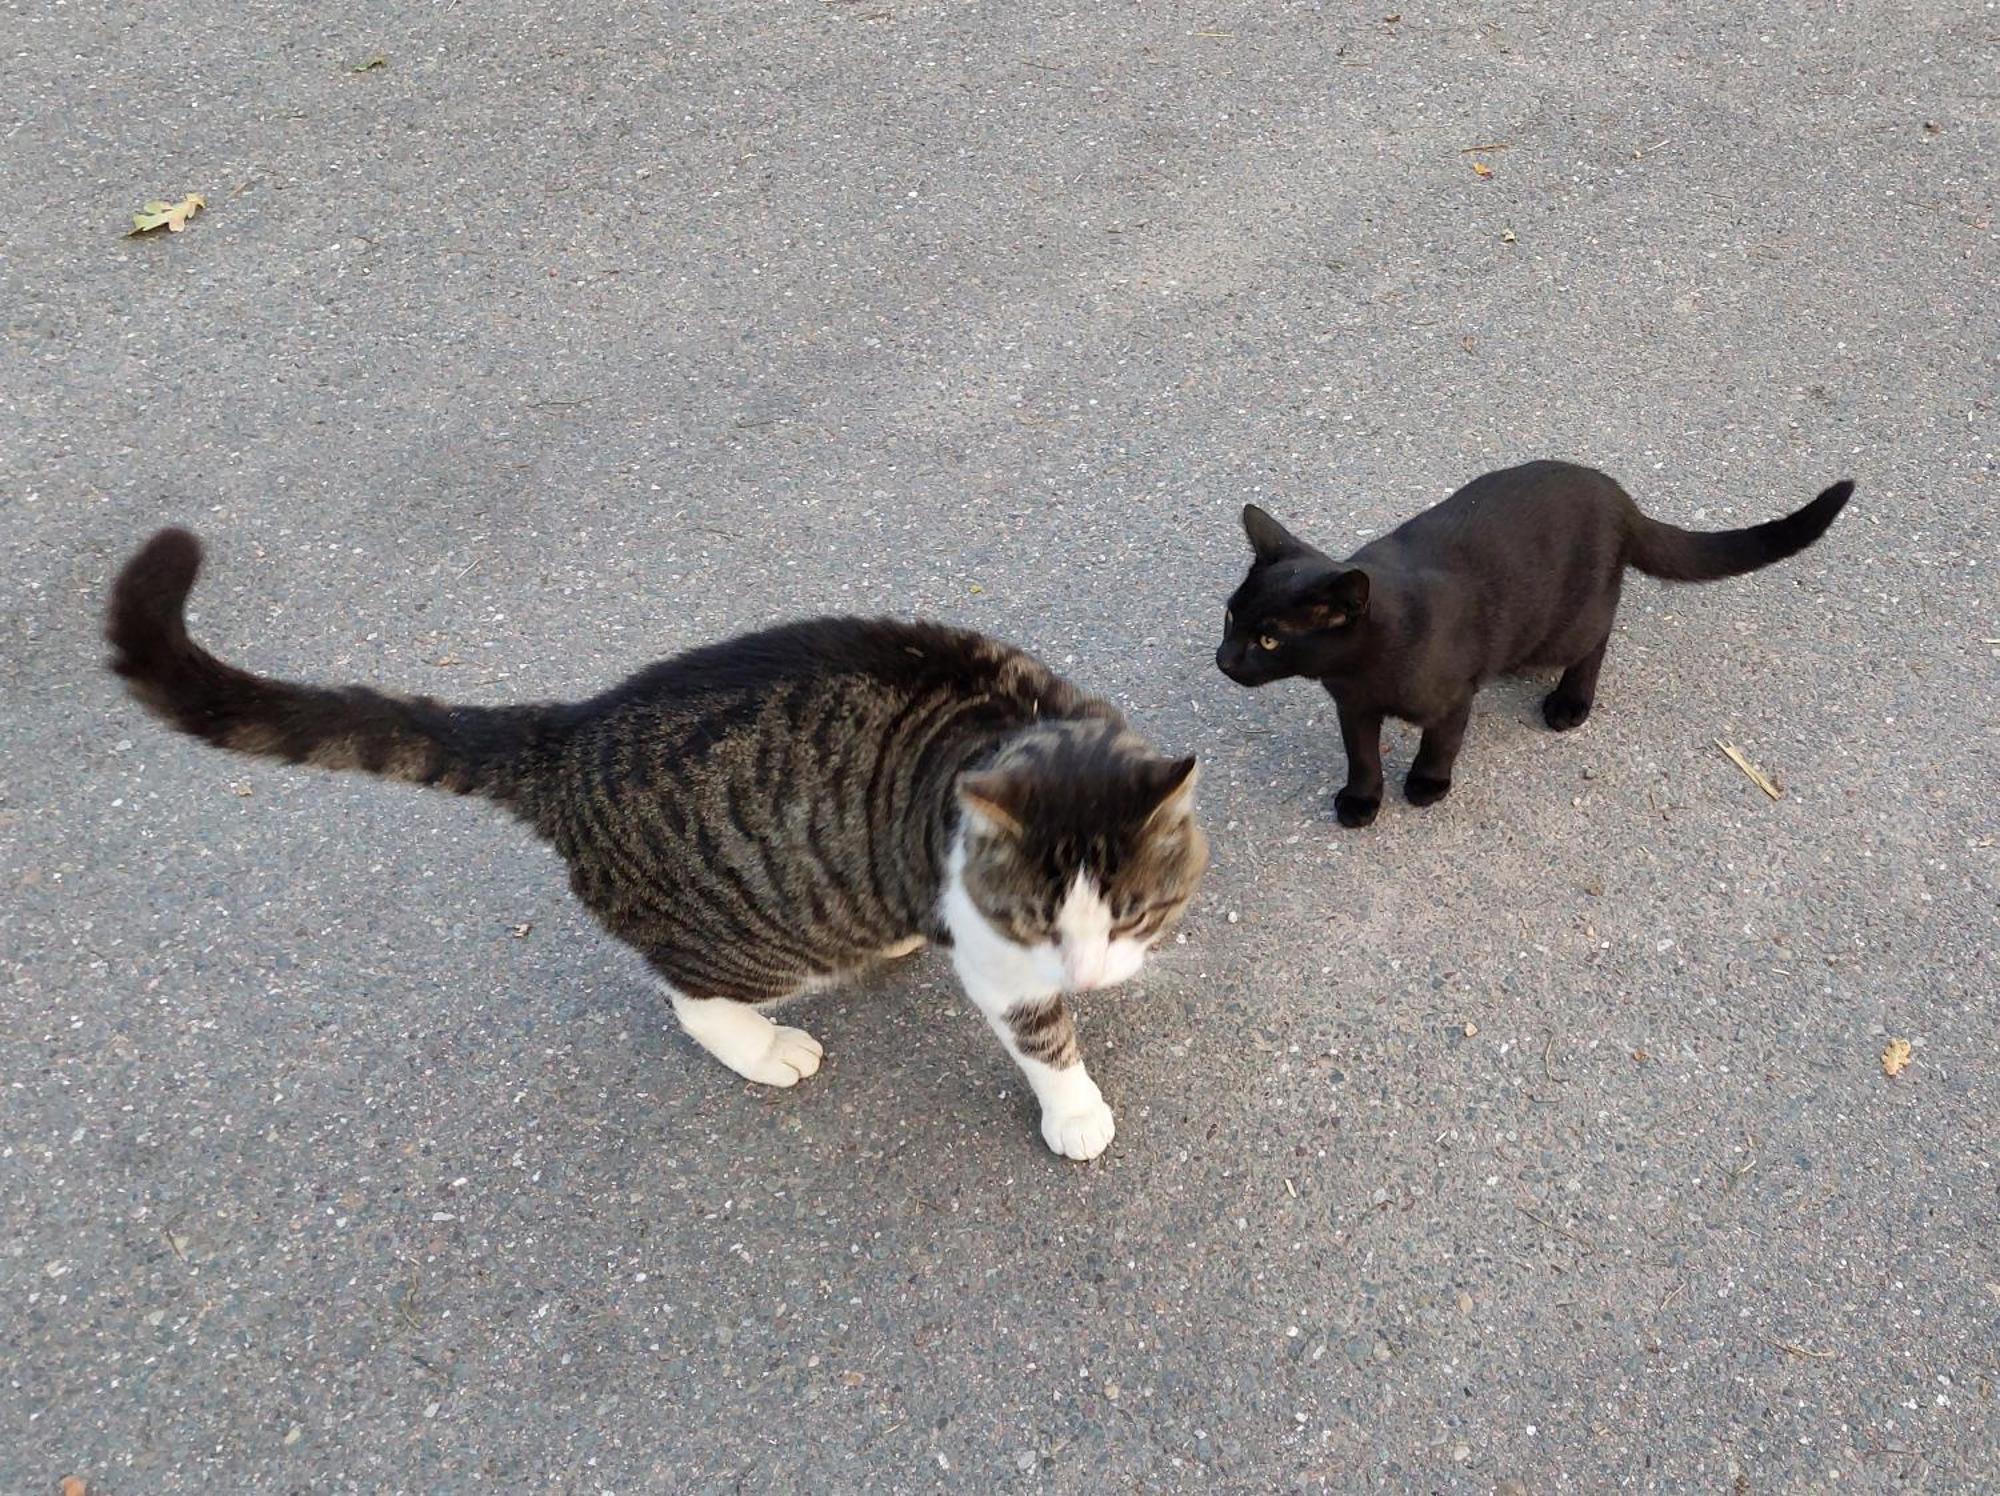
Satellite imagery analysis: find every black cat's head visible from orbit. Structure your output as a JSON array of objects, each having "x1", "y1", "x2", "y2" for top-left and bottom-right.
[{"x1": 1215, "y1": 505, "x2": 1370, "y2": 687}]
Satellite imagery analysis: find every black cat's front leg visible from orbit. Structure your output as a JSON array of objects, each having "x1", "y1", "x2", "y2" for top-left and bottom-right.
[
  {"x1": 1406, "y1": 697, "x2": 1472, "y2": 807},
  {"x1": 1331, "y1": 696, "x2": 1385, "y2": 828}
]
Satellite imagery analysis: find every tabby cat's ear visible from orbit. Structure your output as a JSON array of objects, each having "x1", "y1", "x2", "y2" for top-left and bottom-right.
[
  {"x1": 1142, "y1": 755, "x2": 1199, "y2": 827},
  {"x1": 957, "y1": 771, "x2": 1026, "y2": 840},
  {"x1": 1242, "y1": 504, "x2": 1308, "y2": 563},
  {"x1": 1303, "y1": 567, "x2": 1370, "y2": 627}
]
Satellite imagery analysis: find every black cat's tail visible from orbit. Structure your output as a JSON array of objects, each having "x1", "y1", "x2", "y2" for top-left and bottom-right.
[
  {"x1": 106, "y1": 528, "x2": 558, "y2": 811},
  {"x1": 1626, "y1": 480, "x2": 1853, "y2": 583}
]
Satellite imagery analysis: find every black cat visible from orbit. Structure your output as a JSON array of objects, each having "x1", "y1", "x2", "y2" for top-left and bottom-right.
[{"x1": 1216, "y1": 460, "x2": 1852, "y2": 827}]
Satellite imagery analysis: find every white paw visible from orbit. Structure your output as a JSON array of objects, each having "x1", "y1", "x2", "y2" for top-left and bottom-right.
[
  {"x1": 1041, "y1": 1096, "x2": 1116, "y2": 1161},
  {"x1": 736, "y1": 1025, "x2": 824, "y2": 1088}
]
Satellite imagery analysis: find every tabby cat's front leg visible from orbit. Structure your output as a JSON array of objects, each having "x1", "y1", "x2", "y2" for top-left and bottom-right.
[{"x1": 952, "y1": 955, "x2": 1115, "y2": 1161}]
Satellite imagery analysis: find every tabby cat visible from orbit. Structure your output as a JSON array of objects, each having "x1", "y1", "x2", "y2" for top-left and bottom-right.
[
  {"x1": 1217, "y1": 460, "x2": 1852, "y2": 825},
  {"x1": 107, "y1": 530, "x2": 1208, "y2": 1159}
]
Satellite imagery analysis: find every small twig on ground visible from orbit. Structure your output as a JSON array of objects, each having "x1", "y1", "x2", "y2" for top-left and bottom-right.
[
  {"x1": 1722, "y1": 1130, "x2": 1758, "y2": 1194},
  {"x1": 396, "y1": 1281, "x2": 425, "y2": 1332},
  {"x1": 1516, "y1": 1204, "x2": 1596, "y2": 1253},
  {"x1": 1758, "y1": 1333, "x2": 1838, "y2": 1360},
  {"x1": 1658, "y1": 1278, "x2": 1688, "y2": 1312},
  {"x1": 1542, "y1": 1029, "x2": 1570, "y2": 1083},
  {"x1": 1459, "y1": 142, "x2": 1511, "y2": 153},
  {"x1": 1716, "y1": 739, "x2": 1783, "y2": 799}
]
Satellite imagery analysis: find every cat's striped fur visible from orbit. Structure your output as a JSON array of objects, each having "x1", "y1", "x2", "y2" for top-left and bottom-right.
[{"x1": 106, "y1": 529, "x2": 1208, "y2": 1158}]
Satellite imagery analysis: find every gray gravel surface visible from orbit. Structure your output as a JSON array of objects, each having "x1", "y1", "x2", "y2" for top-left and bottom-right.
[{"x1": 4, "y1": 2, "x2": 1996, "y2": 1490}]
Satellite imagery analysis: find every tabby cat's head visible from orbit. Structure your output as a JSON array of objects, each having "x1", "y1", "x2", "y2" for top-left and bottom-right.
[
  {"x1": 955, "y1": 723, "x2": 1208, "y2": 993},
  {"x1": 1216, "y1": 504, "x2": 1370, "y2": 688}
]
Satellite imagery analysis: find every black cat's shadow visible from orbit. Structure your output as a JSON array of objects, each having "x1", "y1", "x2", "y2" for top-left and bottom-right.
[{"x1": 1226, "y1": 668, "x2": 1569, "y2": 804}]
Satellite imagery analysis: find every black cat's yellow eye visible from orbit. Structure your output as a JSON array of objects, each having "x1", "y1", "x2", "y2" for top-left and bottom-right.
[{"x1": 1258, "y1": 635, "x2": 1279, "y2": 651}]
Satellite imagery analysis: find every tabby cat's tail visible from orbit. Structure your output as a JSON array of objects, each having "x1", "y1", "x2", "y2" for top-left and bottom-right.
[
  {"x1": 106, "y1": 528, "x2": 556, "y2": 810},
  {"x1": 1626, "y1": 480, "x2": 1853, "y2": 583}
]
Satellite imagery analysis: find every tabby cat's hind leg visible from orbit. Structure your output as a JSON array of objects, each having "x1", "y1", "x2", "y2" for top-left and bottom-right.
[{"x1": 669, "y1": 989, "x2": 824, "y2": 1087}]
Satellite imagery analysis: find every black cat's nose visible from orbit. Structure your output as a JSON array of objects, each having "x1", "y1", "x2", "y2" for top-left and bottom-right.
[{"x1": 1215, "y1": 643, "x2": 1247, "y2": 682}]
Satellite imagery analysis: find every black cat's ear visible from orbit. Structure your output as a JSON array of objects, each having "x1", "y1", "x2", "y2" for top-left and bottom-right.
[
  {"x1": 1303, "y1": 568, "x2": 1370, "y2": 628},
  {"x1": 1242, "y1": 505, "x2": 1307, "y2": 563},
  {"x1": 1141, "y1": 755, "x2": 1199, "y2": 827},
  {"x1": 957, "y1": 770, "x2": 1025, "y2": 840}
]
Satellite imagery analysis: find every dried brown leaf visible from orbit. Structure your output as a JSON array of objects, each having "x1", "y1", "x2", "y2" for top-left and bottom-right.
[{"x1": 1881, "y1": 1038, "x2": 1912, "y2": 1078}]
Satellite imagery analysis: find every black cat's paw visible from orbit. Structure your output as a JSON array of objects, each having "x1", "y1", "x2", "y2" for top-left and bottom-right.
[
  {"x1": 1334, "y1": 789, "x2": 1381, "y2": 828},
  {"x1": 1542, "y1": 692, "x2": 1593, "y2": 732},
  {"x1": 1404, "y1": 771, "x2": 1453, "y2": 807}
]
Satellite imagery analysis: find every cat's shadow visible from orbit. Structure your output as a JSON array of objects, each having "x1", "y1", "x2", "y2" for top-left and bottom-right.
[
  {"x1": 602, "y1": 954, "x2": 1020, "y2": 1117},
  {"x1": 1227, "y1": 671, "x2": 1562, "y2": 799}
]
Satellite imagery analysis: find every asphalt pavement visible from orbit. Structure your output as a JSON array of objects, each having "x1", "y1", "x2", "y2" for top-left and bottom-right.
[{"x1": 3, "y1": 2, "x2": 1995, "y2": 1490}]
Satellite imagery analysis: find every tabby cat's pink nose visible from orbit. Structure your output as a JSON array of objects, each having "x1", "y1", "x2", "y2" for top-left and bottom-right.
[{"x1": 1065, "y1": 955, "x2": 1109, "y2": 990}]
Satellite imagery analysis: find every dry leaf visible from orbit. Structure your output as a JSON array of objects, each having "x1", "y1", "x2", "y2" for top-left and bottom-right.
[
  {"x1": 60, "y1": 1478, "x2": 87, "y2": 1496},
  {"x1": 1881, "y1": 1038, "x2": 1912, "y2": 1078},
  {"x1": 1501, "y1": 227, "x2": 1517, "y2": 243},
  {"x1": 510, "y1": 922, "x2": 532, "y2": 939},
  {"x1": 129, "y1": 193, "x2": 205, "y2": 236},
  {"x1": 1471, "y1": 161, "x2": 1493, "y2": 179}
]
